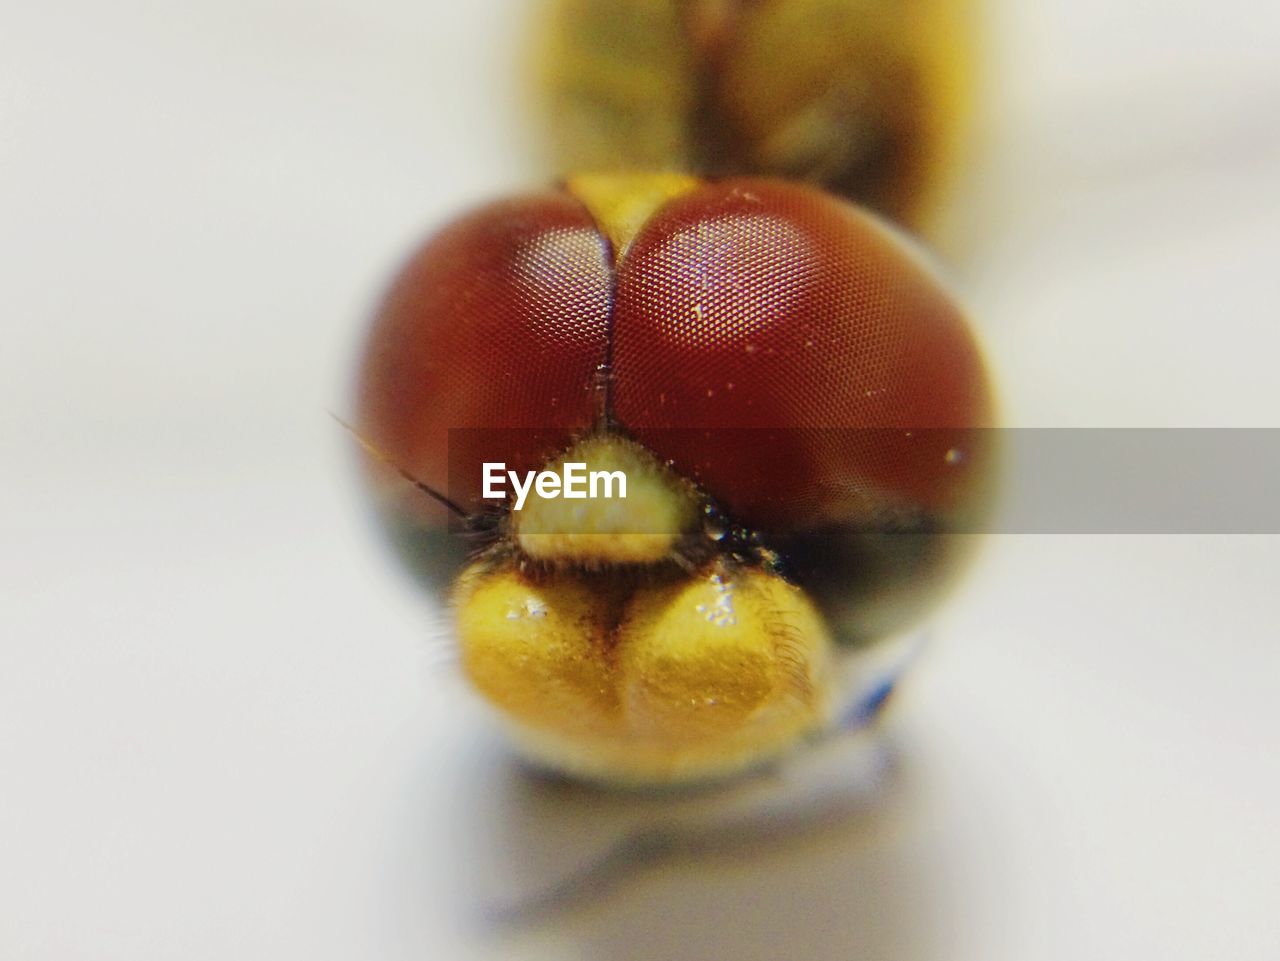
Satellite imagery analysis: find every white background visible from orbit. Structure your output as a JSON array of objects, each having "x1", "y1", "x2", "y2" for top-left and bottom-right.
[{"x1": 2, "y1": 2, "x2": 1278, "y2": 958}]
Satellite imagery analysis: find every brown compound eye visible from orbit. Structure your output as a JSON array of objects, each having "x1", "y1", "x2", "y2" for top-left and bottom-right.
[
  {"x1": 611, "y1": 177, "x2": 992, "y2": 532},
  {"x1": 356, "y1": 191, "x2": 612, "y2": 525},
  {"x1": 356, "y1": 175, "x2": 993, "y2": 644}
]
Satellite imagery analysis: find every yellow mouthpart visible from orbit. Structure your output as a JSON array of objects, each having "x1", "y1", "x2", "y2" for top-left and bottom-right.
[{"x1": 454, "y1": 559, "x2": 833, "y2": 785}]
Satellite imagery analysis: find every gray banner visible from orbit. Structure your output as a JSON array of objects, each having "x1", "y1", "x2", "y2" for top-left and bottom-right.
[{"x1": 445, "y1": 428, "x2": 1280, "y2": 534}]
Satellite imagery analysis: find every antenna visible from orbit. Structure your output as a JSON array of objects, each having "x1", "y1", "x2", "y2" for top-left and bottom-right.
[{"x1": 329, "y1": 412, "x2": 468, "y2": 519}]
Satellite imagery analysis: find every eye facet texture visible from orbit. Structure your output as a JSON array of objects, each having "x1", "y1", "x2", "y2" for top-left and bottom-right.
[
  {"x1": 611, "y1": 178, "x2": 991, "y2": 528},
  {"x1": 356, "y1": 176, "x2": 993, "y2": 648},
  {"x1": 357, "y1": 192, "x2": 612, "y2": 518}
]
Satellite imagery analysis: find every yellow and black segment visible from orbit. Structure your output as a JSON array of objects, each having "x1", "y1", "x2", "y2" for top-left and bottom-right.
[{"x1": 533, "y1": 0, "x2": 978, "y2": 231}]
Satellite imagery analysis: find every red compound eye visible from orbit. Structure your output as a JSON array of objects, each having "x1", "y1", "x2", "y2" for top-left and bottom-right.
[
  {"x1": 611, "y1": 178, "x2": 991, "y2": 529},
  {"x1": 357, "y1": 191, "x2": 612, "y2": 520},
  {"x1": 355, "y1": 175, "x2": 993, "y2": 641}
]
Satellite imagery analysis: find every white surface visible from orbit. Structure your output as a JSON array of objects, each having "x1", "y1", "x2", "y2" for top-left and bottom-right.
[{"x1": 2, "y1": 2, "x2": 1279, "y2": 959}]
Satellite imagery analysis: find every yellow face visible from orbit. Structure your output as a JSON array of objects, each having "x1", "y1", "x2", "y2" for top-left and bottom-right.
[{"x1": 453, "y1": 433, "x2": 836, "y2": 786}]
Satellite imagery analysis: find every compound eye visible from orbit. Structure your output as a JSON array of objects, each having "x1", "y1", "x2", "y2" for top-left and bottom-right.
[
  {"x1": 356, "y1": 191, "x2": 613, "y2": 520},
  {"x1": 611, "y1": 178, "x2": 992, "y2": 530}
]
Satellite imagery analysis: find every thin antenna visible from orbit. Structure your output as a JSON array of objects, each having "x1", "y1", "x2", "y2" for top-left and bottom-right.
[{"x1": 329, "y1": 412, "x2": 469, "y2": 519}]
